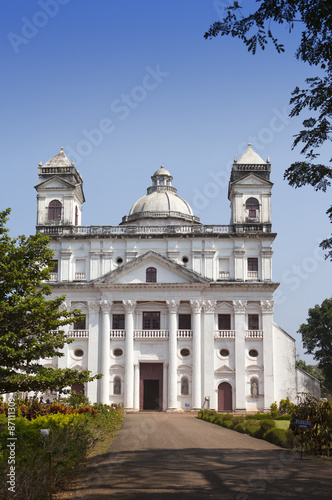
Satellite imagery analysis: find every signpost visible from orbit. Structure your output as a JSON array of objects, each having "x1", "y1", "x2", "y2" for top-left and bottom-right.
[{"x1": 294, "y1": 419, "x2": 312, "y2": 459}]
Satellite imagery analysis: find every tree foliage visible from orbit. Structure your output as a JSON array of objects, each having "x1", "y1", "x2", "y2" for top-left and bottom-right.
[
  {"x1": 204, "y1": 1, "x2": 332, "y2": 259},
  {"x1": 0, "y1": 209, "x2": 101, "y2": 394},
  {"x1": 298, "y1": 298, "x2": 332, "y2": 394}
]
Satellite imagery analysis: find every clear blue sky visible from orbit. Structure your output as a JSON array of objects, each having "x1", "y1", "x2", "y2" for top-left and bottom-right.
[{"x1": 1, "y1": 0, "x2": 331, "y2": 362}]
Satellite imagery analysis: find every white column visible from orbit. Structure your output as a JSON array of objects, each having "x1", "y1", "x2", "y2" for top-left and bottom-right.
[
  {"x1": 134, "y1": 363, "x2": 140, "y2": 411},
  {"x1": 233, "y1": 300, "x2": 247, "y2": 412},
  {"x1": 261, "y1": 300, "x2": 275, "y2": 411},
  {"x1": 86, "y1": 301, "x2": 100, "y2": 402},
  {"x1": 123, "y1": 300, "x2": 136, "y2": 410},
  {"x1": 202, "y1": 300, "x2": 216, "y2": 409},
  {"x1": 100, "y1": 300, "x2": 112, "y2": 405},
  {"x1": 163, "y1": 363, "x2": 168, "y2": 411},
  {"x1": 191, "y1": 299, "x2": 204, "y2": 410},
  {"x1": 166, "y1": 300, "x2": 179, "y2": 411}
]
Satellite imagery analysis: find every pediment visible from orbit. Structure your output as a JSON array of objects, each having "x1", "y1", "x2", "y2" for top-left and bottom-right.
[
  {"x1": 34, "y1": 176, "x2": 76, "y2": 190},
  {"x1": 231, "y1": 173, "x2": 273, "y2": 187},
  {"x1": 246, "y1": 364, "x2": 263, "y2": 372},
  {"x1": 215, "y1": 364, "x2": 234, "y2": 374},
  {"x1": 94, "y1": 250, "x2": 208, "y2": 285}
]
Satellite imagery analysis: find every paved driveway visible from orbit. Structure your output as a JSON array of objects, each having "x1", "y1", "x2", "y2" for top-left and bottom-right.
[{"x1": 57, "y1": 413, "x2": 332, "y2": 499}]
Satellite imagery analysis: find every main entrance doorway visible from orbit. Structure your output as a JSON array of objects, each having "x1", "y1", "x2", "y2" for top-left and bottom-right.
[
  {"x1": 140, "y1": 363, "x2": 163, "y2": 411},
  {"x1": 218, "y1": 382, "x2": 232, "y2": 411}
]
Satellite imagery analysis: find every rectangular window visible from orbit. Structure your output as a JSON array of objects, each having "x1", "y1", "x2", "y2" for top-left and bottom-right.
[
  {"x1": 74, "y1": 315, "x2": 86, "y2": 330},
  {"x1": 218, "y1": 314, "x2": 231, "y2": 330},
  {"x1": 248, "y1": 314, "x2": 259, "y2": 330},
  {"x1": 248, "y1": 258, "x2": 258, "y2": 271},
  {"x1": 112, "y1": 314, "x2": 125, "y2": 329},
  {"x1": 143, "y1": 312, "x2": 160, "y2": 330},
  {"x1": 179, "y1": 314, "x2": 191, "y2": 329}
]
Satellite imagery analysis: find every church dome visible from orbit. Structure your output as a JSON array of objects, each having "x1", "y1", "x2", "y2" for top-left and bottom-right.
[{"x1": 121, "y1": 165, "x2": 200, "y2": 226}]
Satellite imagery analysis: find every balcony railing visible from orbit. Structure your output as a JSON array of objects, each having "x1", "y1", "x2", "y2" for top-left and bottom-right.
[
  {"x1": 134, "y1": 330, "x2": 169, "y2": 338},
  {"x1": 245, "y1": 330, "x2": 263, "y2": 338},
  {"x1": 177, "y1": 330, "x2": 193, "y2": 338},
  {"x1": 67, "y1": 330, "x2": 89, "y2": 338},
  {"x1": 37, "y1": 223, "x2": 272, "y2": 236},
  {"x1": 110, "y1": 330, "x2": 126, "y2": 338},
  {"x1": 247, "y1": 271, "x2": 258, "y2": 279},
  {"x1": 214, "y1": 330, "x2": 236, "y2": 338},
  {"x1": 49, "y1": 273, "x2": 58, "y2": 281},
  {"x1": 74, "y1": 272, "x2": 86, "y2": 280},
  {"x1": 219, "y1": 271, "x2": 230, "y2": 280}
]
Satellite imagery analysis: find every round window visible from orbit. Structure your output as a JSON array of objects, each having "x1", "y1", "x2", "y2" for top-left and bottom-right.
[
  {"x1": 116, "y1": 257, "x2": 123, "y2": 264},
  {"x1": 180, "y1": 348, "x2": 190, "y2": 357},
  {"x1": 74, "y1": 348, "x2": 84, "y2": 357},
  {"x1": 249, "y1": 349, "x2": 258, "y2": 358},
  {"x1": 182, "y1": 256, "x2": 189, "y2": 264},
  {"x1": 220, "y1": 348, "x2": 230, "y2": 357},
  {"x1": 113, "y1": 348, "x2": 123, "y2": 357}
]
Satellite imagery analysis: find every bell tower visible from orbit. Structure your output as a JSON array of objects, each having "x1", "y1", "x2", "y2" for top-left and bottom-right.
[
  {"x1": 228, "y1": 144, "x2": 273, "y2": 231},
  {"x1": 34, "y1": 147, "x2": 85, "y2": 233}
]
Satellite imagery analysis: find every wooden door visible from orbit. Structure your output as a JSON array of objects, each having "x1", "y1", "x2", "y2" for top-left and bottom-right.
[{"x1": 218, "y1": 382, "x2": 232, "y2": 411}]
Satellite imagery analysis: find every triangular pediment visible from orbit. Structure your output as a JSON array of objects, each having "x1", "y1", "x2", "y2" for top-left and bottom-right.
[
  {"x1": 34, "y1": 175, "x2": 76, "y2": 190},
  {"x1": 215, "y1": 365, "x2": 234, "y2": 374},
  {"x1": 231, "y1": 173, "x2": 273, "y2": 187},
  {"x1": 94, "y1": 250, "x2": 208, "y2": 285}
]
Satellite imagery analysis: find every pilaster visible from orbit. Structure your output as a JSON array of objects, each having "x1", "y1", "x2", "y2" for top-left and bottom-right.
[
  {"x1": 166, "y1": 300, "x2": 179, "y2": 411},
  {"x1": 201, "y1": 300, "x2": 216, "y2": 409},
  {"x1": 123, "y1": 300, "x2": 136, "y2": 410},
  {"x1": 191, "y1": 299, "x2": 204, "y2": 410},
  {"x1": 261, "y1": 300, "x2": 275, "y2": 411},
  {"x1": 100, "y1": 300, "x2": 112, "y2": 404},
  {"x1": 87, "y1": 300, "x2": 100, "y2": 402},
  {"x1": 233, "y1": 300, "x2": 247, "y2": 412}
]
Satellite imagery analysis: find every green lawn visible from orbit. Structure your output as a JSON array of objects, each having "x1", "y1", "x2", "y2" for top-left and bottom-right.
[{"x1": 274, "y1": 420, "x2": 290, "y2": 430}]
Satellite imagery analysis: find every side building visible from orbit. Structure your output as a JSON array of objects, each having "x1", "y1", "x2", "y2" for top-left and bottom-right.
[{"x1": 34, "y1": 145, "x2": 320, "y2": 411}]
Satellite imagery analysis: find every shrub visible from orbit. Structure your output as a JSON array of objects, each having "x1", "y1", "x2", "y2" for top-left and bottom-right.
[
  {"x1": 0, "y1": 403, "x2": 124, "y2": 500},
  {"x1": 255, "y1": 419, "x2": 276, "y2": 439},
  {"x1": 264, "y1": 428, "x2": 289, "y2": 448},
  {"x1": 244, "y1": 422, "x2": 261, "y2": 437},
  {"x1": 234, "y1": 423, "x2": 246, "y2": 433},
  {"x1": 232, "y1": 416, "x2": 245, "y2": 426},
  {"x1": 198, "y1": 410, "x2": 203, "y2": 419},
  {"x1": 222, "y1": 420, "x2": 234, "y2": 429},
  {"x1": 275, "y1": 415, "x2": 291, "y2": 421},
  {"x1": 216, "y1": 418, "x2": 224, "y2": 426}
]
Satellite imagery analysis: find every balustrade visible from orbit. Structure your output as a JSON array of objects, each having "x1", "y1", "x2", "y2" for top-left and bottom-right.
[
  {"x1": 214, "y1": 330, "x2": 236, "y2": 338},
  {"x1": 245, "y1": 330, "x2": 264, "y2": 338}
]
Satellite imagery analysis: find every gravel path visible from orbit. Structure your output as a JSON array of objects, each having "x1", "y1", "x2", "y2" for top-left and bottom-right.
[{"x1": 55, "y1": 413, "x2": 332, "y2": 499}]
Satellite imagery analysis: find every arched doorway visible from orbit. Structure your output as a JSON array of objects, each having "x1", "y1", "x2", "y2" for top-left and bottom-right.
[{"x1": 218, "y1": 382, "x2": 232, "y2": 411}]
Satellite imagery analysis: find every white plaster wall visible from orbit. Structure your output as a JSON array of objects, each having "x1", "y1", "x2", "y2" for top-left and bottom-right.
[
  {"x1": 296, "y1": 367, "x2": 321, "y2": 399},
  {"x1": 273, "y1": 323, "x2": 297, "y2": 403}
]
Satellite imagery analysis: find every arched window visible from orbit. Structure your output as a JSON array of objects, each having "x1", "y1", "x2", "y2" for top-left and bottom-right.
[
  {"x1": 114, "y1": 376, "x2": 121, "y2": 395},
  {"x1": 48, "y1": 200, "x2": 62, "y2": 221},
  {"x1": 75, "y1": 206, "x2": 78, "y2": 226},
  {"x1": 181, "y1": 377, "x2": 189, "y2": 395},
  {"x1": 245, "y1": 197, "x2": 259, "y2": 218},
  {"x1": 146, "y1": 267, "x2": 157, "y2": 282},
  {"x1": 251, "y1": 378, "x2": 259, "y2": 396}
]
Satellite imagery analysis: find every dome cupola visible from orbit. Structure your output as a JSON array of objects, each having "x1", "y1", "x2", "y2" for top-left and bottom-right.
[{"x1": 121, "y1": 165, "x2": 200, "y2": 226}]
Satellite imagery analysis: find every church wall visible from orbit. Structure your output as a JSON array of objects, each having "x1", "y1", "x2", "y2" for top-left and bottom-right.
[
  {"x1": 296, "y1": 367, "x2": 321, "y2": 399},
  {"x1": 273, "y1": 323, "x2": 297, "y2": 403}
]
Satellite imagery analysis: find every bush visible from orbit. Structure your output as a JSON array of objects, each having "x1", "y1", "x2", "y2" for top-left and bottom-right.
[
  {"x1": 0, "y1": 403, "x2": 124, "y2": 500},
  {"x1": 232, "y1": 416, "x2": 245, "y2": 426},
  {"x1": 255, "y1": 419, "x2": 276, "y2": 439},
  {"x1": 222, "y1": 420, "x2": 234, "y2": 429},
  {"x1": 198, "y1": 410, "x2": 203, "y2": 419},
  {"x1": 264, "y1": 428, "x2": 289, "y2": 448},
  {"x1": 244, "y1": 421, "x2": 261, "y2": 437},
  {"x1": 234, "y1": 423, "x2": 246, "y2": 433},
  {"x1": 245, "y1": 413, "x2": 273, "y2": 420},
  {"x1": 275, "y1": 415, "x2": 291, "y2": 420}
]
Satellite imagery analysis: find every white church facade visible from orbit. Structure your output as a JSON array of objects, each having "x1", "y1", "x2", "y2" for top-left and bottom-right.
[{"x1": 34, "y1": 145, "x2": 320, "y2": 412}]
